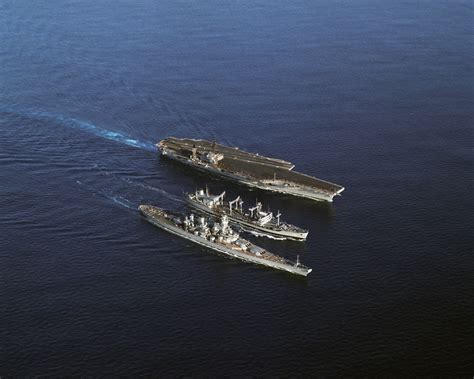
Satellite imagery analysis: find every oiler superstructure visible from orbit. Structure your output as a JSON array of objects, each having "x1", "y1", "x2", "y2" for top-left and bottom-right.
[
  {"x1": 158, "y1": 137, "x2": 344, "y2": 202},
  {"x1": 139, "y1": 204, "x2": 312, "y2": 276},
  {"x1": 186, "y1": 188, "x2": 308, "y2": 241}
]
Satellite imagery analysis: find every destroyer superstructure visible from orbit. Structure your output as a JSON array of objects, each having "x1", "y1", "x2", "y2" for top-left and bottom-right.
[
  {"x1": 139, "y1": 204, "x2": 312, "y2": 276},
  {"x1": 158, "y1": 137, "x2": 344, "y2": 202},
  {"x1": 186, "y1": 188, "x2": 308, "y2": 241}
]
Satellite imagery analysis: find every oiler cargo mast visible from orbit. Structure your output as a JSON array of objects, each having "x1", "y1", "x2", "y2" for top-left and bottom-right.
[
  {"x1": 158, "y1": 137, "x2": 344, "y2": 202},
  {"x1": 186, "y1": 188, "x2": 309, "y2": 241}
]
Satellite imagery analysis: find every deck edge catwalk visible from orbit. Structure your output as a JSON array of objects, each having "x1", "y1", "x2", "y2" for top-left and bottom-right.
[{"x1": 158, "y1": 137, "x2": 344, "y2": 202}]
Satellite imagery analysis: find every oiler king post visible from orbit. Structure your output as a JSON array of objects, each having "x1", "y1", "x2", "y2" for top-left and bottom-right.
[{"x1": 186, "y1": 188, "x2": 309, "y2": 241}]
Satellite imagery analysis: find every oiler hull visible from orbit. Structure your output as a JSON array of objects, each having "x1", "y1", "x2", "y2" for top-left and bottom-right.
[{"x1": 185, "y1": 197, "x2": 308, "y2": 241}]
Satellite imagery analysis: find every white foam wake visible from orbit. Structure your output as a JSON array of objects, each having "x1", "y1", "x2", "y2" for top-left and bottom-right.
[{"x1": 1, "y1": 106, "x2": 157, "y2": 152}]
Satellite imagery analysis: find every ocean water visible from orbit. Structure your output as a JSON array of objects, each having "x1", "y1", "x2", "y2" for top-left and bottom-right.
[{"x1": 1, "y1": 0, "x2": 472, "y2": 376}]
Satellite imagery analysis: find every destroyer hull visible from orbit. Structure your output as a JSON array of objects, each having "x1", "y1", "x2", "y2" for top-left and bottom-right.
[
  {"x1": 185, "y1": 197, "x2": 308, "y2": 241},
  {"x1": 140, "y1": 208, "x2": 311, "y2": 276},
  {"x1": 161, "y1": 149, "x2": 338, "y2": 202}
]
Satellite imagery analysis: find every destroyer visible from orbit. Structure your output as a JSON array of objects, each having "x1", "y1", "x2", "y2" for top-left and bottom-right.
[
  {"x1": 139, "y1": 204, "x2": 312, "y2": 276},
  {"x1": 158, "y1": 137, "x2": 344, "y2": 202},
  {"x1": 186, "y1": 188, "x2": 308, "y2": 241}
]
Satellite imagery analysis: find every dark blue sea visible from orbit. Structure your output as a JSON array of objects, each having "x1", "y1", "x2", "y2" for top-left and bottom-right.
[{"x1": 1, "y1": 0, "x2": 473, "y2": 376}]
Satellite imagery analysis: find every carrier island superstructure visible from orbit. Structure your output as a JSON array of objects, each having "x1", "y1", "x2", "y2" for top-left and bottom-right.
[
  {"x1": 158, "y1": 137, "x2": 344, "y2": 202},
  {"x1": 139, "y1": 204, "x2": 312, "y2": 276}
]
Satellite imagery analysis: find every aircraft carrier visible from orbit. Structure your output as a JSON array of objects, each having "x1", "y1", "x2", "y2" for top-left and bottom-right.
[
  {"x1": 158, "y1": 137, "x2": 344, "y2": 202},
  {"x1": 139, "y1": 204, "x2": 312, "y2": 276}
]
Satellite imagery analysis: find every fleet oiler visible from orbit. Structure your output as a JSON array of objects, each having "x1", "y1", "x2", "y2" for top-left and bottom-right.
[{"x1": 186, "y1": 188, "x2": 308, "y2": 241}]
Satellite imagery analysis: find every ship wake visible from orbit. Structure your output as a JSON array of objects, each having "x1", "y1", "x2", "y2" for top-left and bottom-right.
[
  {"x1": 0, "y1": 106, "x2": 157, "y2": 152},
  {"x1": 0, "y1": 106, "x2": 181, "y2": 213}
]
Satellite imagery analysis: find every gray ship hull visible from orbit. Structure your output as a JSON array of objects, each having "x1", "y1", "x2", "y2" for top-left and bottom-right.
[
  {"x1": 185, "y1": 196, "x2": 308, "y2": 241},
  {"x1": 140, "y1": 207, "x2": 311, "y2": 276},
  {"x1": 160, "y1": 145, "x2": 342, "y2": 202}
]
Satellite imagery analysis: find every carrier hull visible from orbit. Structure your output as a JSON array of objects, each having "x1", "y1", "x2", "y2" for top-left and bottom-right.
[{"x1": 158, "y1": 138, "x2": 344, "y2": 202}]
